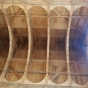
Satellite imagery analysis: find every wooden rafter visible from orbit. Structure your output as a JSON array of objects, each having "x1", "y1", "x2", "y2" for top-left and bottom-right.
[
  {"x1": 11, "y1": 8, "x2": 23, "y2": 22},
  {"x1": 53, "y1": 9, "x2": 68, "y2": 23},
  {"x1": 9, "y1": 65, "x2": 22, "y2": 79}
]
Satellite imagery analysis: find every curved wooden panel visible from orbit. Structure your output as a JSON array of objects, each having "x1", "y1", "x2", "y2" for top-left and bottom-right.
[
  {"x1": 0, "y1": 10, "x2": 9, "y2": 75},
  {"x1": 5, "y1": 5, "x2": 28, "y2": 82},
  {"x1": 69, "y1": 6, "x2": 88, "y2": 85},
  {"x1": 27, "y1": 6, "x2": 47, "y2": 83},
  {"x1": 49, "y1": 6, "x2": 69, "y2": 84}
]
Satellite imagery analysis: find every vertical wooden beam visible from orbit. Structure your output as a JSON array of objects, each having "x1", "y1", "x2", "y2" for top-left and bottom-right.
[
  {"x1": 45, "y1": 5, "x2": 50, "y2": 84},
  {"x1": 24, "y1": 5, "x2": 32, "y2": 80},
  {"x1": 66, "y1": 5, "x2": 74, "y2": 87},
  {"x1": 0, "y1": 5, "x2": 14, "y2": 81}
]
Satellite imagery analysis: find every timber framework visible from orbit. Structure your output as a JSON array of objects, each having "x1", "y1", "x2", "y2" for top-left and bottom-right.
[{"x1": 0, "y1": 0, "x2": 88, "y2": 88}]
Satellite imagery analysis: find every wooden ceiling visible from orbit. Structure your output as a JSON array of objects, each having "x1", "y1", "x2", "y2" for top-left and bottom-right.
[
  {"x1": 0, "y1": 5, "x2": 87, "y2": 46},
  {"x1": 0, "y1": 3, "x2": 88, "y2": 87}
]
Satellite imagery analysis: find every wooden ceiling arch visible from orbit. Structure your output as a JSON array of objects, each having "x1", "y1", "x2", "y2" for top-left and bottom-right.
[
  {"x1": 27, "y1": 6, "x2": 47, "y2": 83},
  {"x1": 48, "y1": 6, "x2": 69, "y2": 84},
  {"x1": 5, "y1": 5, "x2": 28, "y2": 82},
  {"x1": 69, "y1": 6, "x2": 88, "y2": 85}
]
